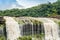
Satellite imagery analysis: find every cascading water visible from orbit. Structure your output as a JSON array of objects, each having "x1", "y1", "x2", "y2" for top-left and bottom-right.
[
  {"x1": 36, "y1": 18, "x2": 60, "y2": 40},
  {"x1": 46, "y1": 18, "x2": 60, "y2": 40},
  {"x1": 43, "y1": 23, "x2": 59, "y2": 40},
  {"x1": 4, "y1": 17, "x2": 20, "y2": 40},
  {"x1": 3, "y1": 17, "x2": 60, "y2": 40}
]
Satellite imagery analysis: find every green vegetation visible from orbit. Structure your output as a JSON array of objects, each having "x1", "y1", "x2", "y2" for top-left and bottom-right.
[
  {"x1": 32, "y1": 33, "x2": 44, "y2": 40},
  {"x1": 18, "y1": 20, "x2": 24, "y2": 24},
  {"x1": 17, "y1": 34, "x2": 44, "y2": 40},
  {"x1": 31, "y1": 19, "x2": 42, "y2": 24},
  {"x1": 58, "y1": 22, "x2": 60, "y2": 26},
  {"x1": 0, "y1": 24, "x2": 4, "y2": 28},
  {"x1": 0, "y1": 0, "x2": 60, "y2": 17},
  {"x1": 0, "y1": 25, "x2": 3, "y2": 28},
  {"x1": 13, "y1": 17, "x2": 25, "y2": 24},
  {"x1": 17, "y1": 36, "x2": 32, "y2": 40},
  {"x1": 0, "y1": 36, "x2": 6, "y2": 40}
]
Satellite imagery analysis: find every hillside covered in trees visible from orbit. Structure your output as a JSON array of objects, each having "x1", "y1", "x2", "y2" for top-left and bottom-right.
[{"x1": 0, "y1": 0, "x2": 60, "y2": 17}]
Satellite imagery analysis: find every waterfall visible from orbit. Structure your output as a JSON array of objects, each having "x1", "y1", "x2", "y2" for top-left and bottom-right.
[
  {"x1": 3, "y1": 17, "x2": 60, "y2": 40},
  {"x1": 46, "y1": 18, "x2": 60, "y2": 40},
  {"x1": 36, "y1": 18, "x2": 60, "y2": 40},
  {"x1": 4, "y1": 17, "x2": 20, "y2": 40}
]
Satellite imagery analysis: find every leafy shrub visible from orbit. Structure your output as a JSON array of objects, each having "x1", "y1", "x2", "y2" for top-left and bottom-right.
[{"x1": 17, "y1": 36, "x2": 32, "y2": 40}]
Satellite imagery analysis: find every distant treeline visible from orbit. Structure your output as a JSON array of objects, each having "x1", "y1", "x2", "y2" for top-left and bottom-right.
[{"x1": 0, "y1": 1, "x2": 60, "y2": 17}]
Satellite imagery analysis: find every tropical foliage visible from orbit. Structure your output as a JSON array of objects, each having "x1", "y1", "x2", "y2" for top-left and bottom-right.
[{"x1": 0, "y1": 0, "x2": 60, "y2": 17}]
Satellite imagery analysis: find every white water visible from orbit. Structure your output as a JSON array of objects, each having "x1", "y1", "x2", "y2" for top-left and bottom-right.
[
  {"x1": 4, "y1": 17, "x2": 20, "y2": 40},
  {"x1": 35, "y1": 18, "x2": 60, "y2": 40},
  {"x1": 3, "y1": 17, "x2": 60, "y2": 40},
  {"x1": 45, "y1": 18, "x2": 59, "y2": 40}
]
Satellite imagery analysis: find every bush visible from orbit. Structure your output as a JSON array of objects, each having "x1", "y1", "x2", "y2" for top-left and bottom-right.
[{"x1": 17, "y1": 36, "x2": 32, "y2": 40}]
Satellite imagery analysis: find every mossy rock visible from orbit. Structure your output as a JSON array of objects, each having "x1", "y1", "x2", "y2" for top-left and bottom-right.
[
  {"x1": 18, "y1": 20, "x2": 25, "y2": 24},
  {"x1": 58, "y1": 22, "x2": 60, "y2": 26},
  {"x1": 0, "y1": 24, "x2": 4, "y2": 28},
  {"x1": 30, "y1": 19, "x2": 42, "y2": 24},
  {"x1": 13, "y1": 17, "x2": 25, "y2": 24}
]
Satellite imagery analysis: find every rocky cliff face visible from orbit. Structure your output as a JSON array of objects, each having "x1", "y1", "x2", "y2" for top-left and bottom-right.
[{"x1": 0, "y1": 17, "x2": 5, "y2": 35}]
